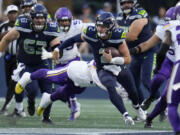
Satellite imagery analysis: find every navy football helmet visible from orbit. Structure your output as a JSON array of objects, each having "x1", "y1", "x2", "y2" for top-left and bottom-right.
[
  {"x1": 120, "y1": 0, "x2": 136, "y2": 14},
  {"x1": 96, "y1": 12, "x2": 115, "y2": 38},
  {"x1": 21, "y1": 0, "x2": 37, "y2": 17},
  {"x1": 30, "y1": 4, "x2": 48, "y2": 31},
  {"x1": 21, "y1": 0, "x2": 36, "y2": 8}
]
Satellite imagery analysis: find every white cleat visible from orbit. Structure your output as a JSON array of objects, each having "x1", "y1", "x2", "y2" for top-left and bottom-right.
[
  {"x1": 69, "y1": 100, "x2": 81, "y2": 121},
  {"x1": 124, "y1": 115, "x2": 135, "y2": 126},
  {"x1": 135, "y1": 107, "x2": 147, "y2": 121}
]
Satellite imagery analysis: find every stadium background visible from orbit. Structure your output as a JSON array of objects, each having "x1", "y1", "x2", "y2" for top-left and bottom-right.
[{"x1": 0, "y1": 0, "x2": 178, "y2": 98}]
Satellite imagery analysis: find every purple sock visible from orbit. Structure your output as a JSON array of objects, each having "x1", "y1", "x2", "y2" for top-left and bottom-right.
[
  {"x1": 168, "y1": 104, "x2": 180, "y2": 132},
  {"x1": 150, "y1": 74, "x2": 166, "y2": 98},
  {"x1": 148, "y1": 95, "x2": 167, "y2": 121}
]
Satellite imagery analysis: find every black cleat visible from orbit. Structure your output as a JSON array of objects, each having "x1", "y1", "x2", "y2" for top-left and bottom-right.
[
  {"x1": 27, "y1": 99, "x2": 35, "y2": 116},
  {"x1": 176, "y1": 131, "x2": 180, "y2": 135},
  {"x1": 141, "y1": 97, "x2": 155, "y2": 110},
  {"x1": 42, "y1": 117, "x2": 53, "y2": 125},
  {"x1": 159, "y1": 110, "x2": 167, "y2": 122},
  {"x1": 144, "y1": 118, "x2": 153, "y2": 128}
]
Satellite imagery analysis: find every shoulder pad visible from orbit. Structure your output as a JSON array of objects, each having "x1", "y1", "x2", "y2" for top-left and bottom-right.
[
  {"x1": 112, "y1": 28, "x2": 126, "y2": 39},
  {"x1": 72, "y1": 19, "x2": 83, "y2": 26},
  {"x1": 136, "y1": 8, "x2": 148, "y2": 17},
  {"x1": 15, "y1": 17, "x2": 31, "y2": 32},
  {"x1": 43, "y1": 22, "x2": 60, "y2": 37},
  {"x1": 108, "y1": 28, "x2": 125, "y2": 44},
  {"x1": 83, "y1": 26, "x2": 96, "y2": 36},
  {"x1": 82, "y1": 26, "x2": 97, "y2": 42}
]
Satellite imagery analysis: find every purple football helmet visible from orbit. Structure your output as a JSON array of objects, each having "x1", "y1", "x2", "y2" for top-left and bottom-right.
[
  {"x1": 174, "y1": 5, "x2": 180, "y2": 20},
  {"x1": 55, "y1": 7, "x2": 72, "y2": 32},
  {"x1": 165, "y1": 7, "x2": 175, "y2": 21}
]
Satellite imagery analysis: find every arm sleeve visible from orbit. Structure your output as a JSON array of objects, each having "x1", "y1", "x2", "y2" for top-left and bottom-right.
[
  {"x1": 156, "y1": 43, "x2": 169, "y2": 71},
  {"x1": 58, "y1": 33, "x2": 83, "y2": 51}
]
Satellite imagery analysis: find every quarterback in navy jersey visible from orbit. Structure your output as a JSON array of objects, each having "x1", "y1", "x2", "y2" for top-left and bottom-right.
[
  {"x1": 117, "y1": 0, "x2": 157, "y2": 105},
  {"x1": 52, "y1": 12, "x2": 146, "y2": 125},
  {"x1": 0, "y1": 4, "x2": 59, "y2": 123}
]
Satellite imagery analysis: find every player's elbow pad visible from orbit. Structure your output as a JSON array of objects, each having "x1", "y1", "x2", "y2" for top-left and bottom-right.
[{"x1": 58, "y1": 34, "x2": 83, "y2": 51}]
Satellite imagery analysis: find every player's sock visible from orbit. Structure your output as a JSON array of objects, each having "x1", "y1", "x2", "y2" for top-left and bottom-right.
[
  {"x1": 37, "y1": 93, "x2": 52, "y2": 116},
  {"x1": 148, "y1": 96, "x2": 167, "y2": 121},
  {"x1": 150, "y1": 74, "x2": 166, "y2": 99},
  {"x1": 19, "y1": 72, "x2": 32, "y2": 88},
  {"x1": 15, "y1": 72, "x2": 32, "y2": 94},
  {"x1": 15, "y1": 102, "x2": 23, "y2": 112},
  {"x1": 107, "y1": 87, "x2": 127, "y2": 115},
  {"x1": 40, "y1": 93, "x2": 52, "y2": 108}
]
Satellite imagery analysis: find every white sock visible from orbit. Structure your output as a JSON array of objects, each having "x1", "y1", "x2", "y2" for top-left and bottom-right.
[
  {"x1": 19, "y1": 72, "x2": 32, "y2": 88},
  {"x1": 15, "y1": 102, "x2": 23, "y2": 112},
  {"x1": 123, "y1": 112, "x2": 129, "y2": 117},
  {"x1": 40, "y1": 93, "x2": 52, "y2": 108}
]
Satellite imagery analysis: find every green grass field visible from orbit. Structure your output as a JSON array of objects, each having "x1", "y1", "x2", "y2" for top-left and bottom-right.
[{"x1": 0, "y1": 98, "x2": 172, "y2": 130}]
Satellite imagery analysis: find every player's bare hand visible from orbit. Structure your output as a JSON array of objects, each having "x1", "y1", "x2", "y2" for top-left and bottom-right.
[
  {"x1": 52, "y1": 49, "x2": 60, "y2": 62},
  {"x1": 102, "y1": 49, "x2": 112, "y2": 63}
]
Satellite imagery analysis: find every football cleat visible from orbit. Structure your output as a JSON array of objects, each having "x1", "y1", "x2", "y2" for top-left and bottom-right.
[
  {"x1": 144, "y1": 118, "x2": 153, "y2": 128},
  {"x1": 69, "y1": 102, "x2": 81, "y2": 121},
  {"x1": 37, "y1": 106, "x2": 45, "y2": 116},
  {"x1": 0, "y1": 108, "x2": 8, "y2": 116},
  {"x1": 27, "y1": 99, "x2": 35, "y2": 116},
  {"x1": 159, "y1": 110, "x2": 168, "y2": 122},
  {"x1": 9, "y1": 108, "x2": 26, "y2": 118},
  {"x1": 135, "y1": 107, "x2": 146, "y2": 121},
  {"x1": 141, "y1": 97, "x2": 155, "y2": 110},
  {"x1": 124, "y1": 115, "x2": 135, "y2": 126},
  {"x1": 42, "y1": 117, "x2": 53, "y2": 125},
  {"x1": 15, "y1": 83, "x2": 24, "y2": 94}
]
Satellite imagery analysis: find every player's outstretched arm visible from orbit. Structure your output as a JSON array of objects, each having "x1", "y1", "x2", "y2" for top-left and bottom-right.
[
  {"x1": 52, "y1": 34, "x2": 84, "y2": 61},
  {"x1": 130, "y1": 34, "x2": 161, "y2": 55},
  {"x1": 0, "y1": 28, "x2": 20, "y2": 55}
]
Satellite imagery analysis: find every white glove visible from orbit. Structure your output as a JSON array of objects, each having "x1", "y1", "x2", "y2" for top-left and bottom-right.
[{"x1": 41, "y1": 47, "x2": 53, "y2": 60}]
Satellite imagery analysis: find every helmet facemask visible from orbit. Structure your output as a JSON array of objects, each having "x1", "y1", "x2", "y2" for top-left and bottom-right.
[
  {"x1": 120, "y1": 0, "x2": 134, "y2": 15},
  {"x1": 96, "y1": 17, "x2": 115, "y2": 39},
  {"x1": 55, "y1": 7, "x2": 73, "y2": 33},
  {"x1": 32, "y1": 16, "x2": 46, "y2": 31},
  {"x1": 57, "y1": 18, "x2": 71, "y2": 32}
]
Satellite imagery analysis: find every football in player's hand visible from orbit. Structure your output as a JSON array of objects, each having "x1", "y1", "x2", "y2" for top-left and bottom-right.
[{"x1": 104, "y1": 47, "x2": 120, "y2": 57}]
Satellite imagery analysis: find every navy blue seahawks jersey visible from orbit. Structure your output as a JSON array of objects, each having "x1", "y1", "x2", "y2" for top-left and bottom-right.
[
  {"x1": 15, "y1": 17, "x2": 60, "y2": 66},
  {"x1": 116, "y1": 8, "x2": 156, "y2": 55},
  {"x1": 82, "y1": 26, "x2": 126, "y2": 70}
]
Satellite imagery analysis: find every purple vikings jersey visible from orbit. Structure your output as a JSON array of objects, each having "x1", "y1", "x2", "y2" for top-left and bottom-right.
[{"x1": 15, "y1": 17, "x2": 59, "y2": 66}]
